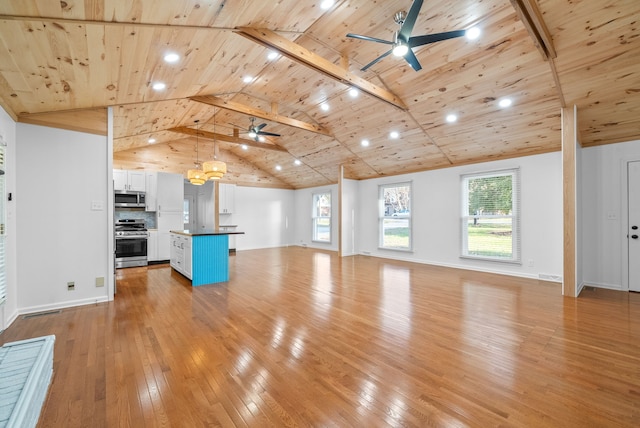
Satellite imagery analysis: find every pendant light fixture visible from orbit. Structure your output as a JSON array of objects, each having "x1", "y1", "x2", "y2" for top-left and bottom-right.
[
  {"x1": 203, "y1": 112, "x2": 227, "y2": 180},
  {"x1": 187, "y1": 120, "x2": 206, "y2": 185}
]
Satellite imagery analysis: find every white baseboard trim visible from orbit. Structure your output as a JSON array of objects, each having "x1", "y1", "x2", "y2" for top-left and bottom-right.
[
  {"x1": 18, "y1": 296, "x2": 109, "y2": 318},
  {"x1": 356, "y1": 251, "x2": 562, "y2": 283},
  {"x1": 582, "y1": 281, "x2": 623, "y2": 291}
]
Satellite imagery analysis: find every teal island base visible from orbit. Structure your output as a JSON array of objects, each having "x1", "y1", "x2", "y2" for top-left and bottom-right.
[{"x1": 170, "y1": 230, "x2": 243, "y2": 286}]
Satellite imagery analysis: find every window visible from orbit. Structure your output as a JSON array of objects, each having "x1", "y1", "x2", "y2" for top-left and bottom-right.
[
  {"x1": 379, "y1": 182, "x2": 411, "y2": 250},
  {"x1": 461, "y1": 168, "x2": 520, "y2": 263},
  {"x1": 183, "y1": 198, "x2": 190, "y2": 224},
  {"x1": 312, "y1": 192, "x2": 331, "y2": 243}
]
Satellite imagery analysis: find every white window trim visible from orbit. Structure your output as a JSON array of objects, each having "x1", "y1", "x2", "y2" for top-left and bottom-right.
[
  {"x1": 312, "y1": 191, "x2": 331, "y2": 244},
  {"x1": 460, "y1": 168, "x2": 521, "y2": 264},
  {"x1": 378, "y1": 181, "x2": 413, "y2": 252}
]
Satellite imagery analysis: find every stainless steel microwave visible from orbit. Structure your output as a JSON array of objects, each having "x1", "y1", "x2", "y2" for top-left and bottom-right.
[{"x1": 114, "y1": 191, "x2": 146, "y2": 208}]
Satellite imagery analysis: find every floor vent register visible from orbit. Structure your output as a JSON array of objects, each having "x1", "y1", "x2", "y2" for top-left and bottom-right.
[{"x1": 0, "y1": 335, "x2": 55, "y2": 428}]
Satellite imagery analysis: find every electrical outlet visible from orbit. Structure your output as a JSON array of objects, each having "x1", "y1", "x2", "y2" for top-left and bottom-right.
[
  {"x1": 67, "y1": 281, "x2": 75, "y2": 291},
  {"x1": 95, "y1": 277, "x2": 105, "y2": 287}
]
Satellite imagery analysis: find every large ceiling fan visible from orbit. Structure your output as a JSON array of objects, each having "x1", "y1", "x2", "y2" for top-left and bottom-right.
[
  {"x1": 346, "y1": 0, "x2": 468, "y2": 71},
  {"x1": 232, "y1": 117, "x2": 281, "y2": 141}
]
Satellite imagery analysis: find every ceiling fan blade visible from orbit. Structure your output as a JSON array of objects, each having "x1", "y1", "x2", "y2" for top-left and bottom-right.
[
  {"x1": 398, "y1": 0, "x2": 424, "y2": 42},
  {"x1": 361, "y1": 49, "x2": 393, "y2": 71},
  {"x1": 346, "y1": 33, "x2": 394, "y2": 45},
  {"x1": 404, "y1": 49, "x2": 422, "y2": 71},
  {"x1": 256, "y1": 123, "x2": 267, "y2": 131},
  {"x1": 258, "y1": 131, "x2": 281, "y2": 137},
  {"x1": 408, "y1": 30, "x2": 466, "y2": 47}
]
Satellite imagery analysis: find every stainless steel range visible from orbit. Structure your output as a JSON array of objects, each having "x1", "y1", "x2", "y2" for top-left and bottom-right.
[{"x1": 115, "y1": 219, "x2": 148, "y2": 268}]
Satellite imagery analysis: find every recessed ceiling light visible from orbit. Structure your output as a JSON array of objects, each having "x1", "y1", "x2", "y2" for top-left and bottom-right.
[
  {"x1": 148, "y1": 137, "x2": 156, "y2": 143},
  {"x1": 499, "y1": 98, "x2": 512, "y2": 108},
  {"x1": 349, "y1": 88, "x2": 359, "y2": 98},
  {"x1": 446, "y1": 114, "x2": 458, "y2": 123},
  {"x1": 243, "y1": 76, "x2": 254, "y2": 83},
  {"x1": 275, "y1": 165, "x2": 282, "y2": 171},
  {"x1": 241, "y1": 144, "x2": 248, "y2": 150},
  {"x1": 320, "y1": 0, "x2": 334, "y2": 10},
  {"x1": 163, "y1": 53, "x2": 180, "y2": 63},
  {"x1": 294, "y1": 159, "x2": 302, "y2": 166},
  {"x1": 466, "y1": 27, "x2": 481, "y2": 40},
  {"x1": 389, "y1": 131, "x2": 399, "y2": 139},
  {"x1": 152, "y1": 82, "x2": 166, "y2": 91},
  {"x1": 267, "y1": 51, "x2": 279, "y2": 60},
  {"x1": 320, "y1": 102, "x2": 330, "y2": 112},
  {"x1": 361, "y1": 139, "x2": 370, "y2": 147}
]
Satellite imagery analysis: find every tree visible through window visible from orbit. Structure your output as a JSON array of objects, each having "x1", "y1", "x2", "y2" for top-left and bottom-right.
[
  {"x1": 312, "y1": 192, "x2": 331, "y2": 242},
  {"x1": 461, "y1": 169, "x2": 520, "y2": 262},
  {"x1": 379, "y1": 183, "x2": 411, "y2": 250}
]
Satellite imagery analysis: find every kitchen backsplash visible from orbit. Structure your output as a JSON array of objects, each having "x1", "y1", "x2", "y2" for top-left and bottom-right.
[{"x1": 115, "y1": 210, "x2": 157, "y2": 229}]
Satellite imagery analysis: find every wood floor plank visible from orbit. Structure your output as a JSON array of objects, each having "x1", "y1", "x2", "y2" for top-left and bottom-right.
[{"x1": 2, "y1": 247, "x2": 640, "y2": 427}]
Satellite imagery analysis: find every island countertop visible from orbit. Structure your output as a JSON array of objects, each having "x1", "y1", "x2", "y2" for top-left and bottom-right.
[{"x1": 170, "y1": 229, "x2": 245, "y2": 237}]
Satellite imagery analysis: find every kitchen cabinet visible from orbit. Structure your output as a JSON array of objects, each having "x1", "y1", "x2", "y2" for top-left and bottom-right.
[
  {"x1": 147, "y1": 230, "x2": 158, "y2": 262},
  {"x1": 145, "y1": 172, "x2": 157, "y2": 212},
  {"x1": 170, "y1": 233, "x2": 192, "y2": 278},
  {"x1": 170, "y1": 230, "x2": 243, "y2": 285},
  {"x1": 157, "y1": 172, "x2": 184, "y2": 212},
  {"x1": 157, "y1": 211, "x2": 183, "y2": 260},
  {"x1": 218, "y1": 183, "x2": 235, "y2": 214},
  {"x1": 114, "y1": 169, "x2": 146, "y2": 192}
]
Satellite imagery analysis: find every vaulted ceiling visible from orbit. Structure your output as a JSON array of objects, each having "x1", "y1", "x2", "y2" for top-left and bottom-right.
[{"x1": 0, "y1": 1, "x2": 638, "y2": 189}]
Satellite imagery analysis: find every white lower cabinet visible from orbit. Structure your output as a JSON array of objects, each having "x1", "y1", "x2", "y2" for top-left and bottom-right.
[
  {"x1": 157, "y1": 211, "x2": 183, "y2": 261},
  {"x1": 170, "y1": 233, "x2": 192, "y2": 279},
  {"x1": 147, "y1": 230, "x2": 158, "y2": 262}
]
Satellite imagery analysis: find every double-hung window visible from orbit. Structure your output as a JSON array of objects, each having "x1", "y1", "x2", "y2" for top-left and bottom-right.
[
  {"x1": 312, "y1": 191, "x2": 331, "y2": 243},
  {"x1": 461, "y1": 168, "x2": 520, "y2": 263},
  {"x1": 379, "y1": 182, "x2": 412, "y2": 250}
]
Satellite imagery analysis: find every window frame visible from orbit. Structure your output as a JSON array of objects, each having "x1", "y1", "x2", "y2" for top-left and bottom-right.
[
  {"x1": 460, "y1": 168, "x2": 521, "y2": 264},
  {"x1": 312, "y1": 191, "x2": 331, "y2": 243},
  {"x1": 378, "y1": 181, "x2": 412, "y2": 252}
]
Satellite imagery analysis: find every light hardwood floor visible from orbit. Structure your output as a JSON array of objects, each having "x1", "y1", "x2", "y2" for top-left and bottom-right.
[{"x1": 2, "y1": 247, "x2": 639, "y2": 427}]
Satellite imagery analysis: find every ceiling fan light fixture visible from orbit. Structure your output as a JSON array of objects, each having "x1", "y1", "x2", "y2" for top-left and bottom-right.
[
  {"x1": 392, "y1": 43, "x2": 409, "y2": 57},
  {"x1": 248, "y1": 131, "x2": 257, "y2": 139},
  {"x1": 465, "y1": 27, "x2": 481, "y2": 40}
]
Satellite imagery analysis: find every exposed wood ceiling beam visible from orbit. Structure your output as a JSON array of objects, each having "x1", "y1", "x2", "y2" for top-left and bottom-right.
[
  {"x1": 190, "y1": 95, "x2": 332, "y2": 136},
  {"x1": 510, "y1": 0, "x2": 565, "y2": 107},
  {"x1": 510, "y1": 0, "x2": 556, "y2": 60},
  {"x1": 234, "y1": 27, "x2": 408, "y2": 111},
  {"x1": 168, "y1": 126, "x2": 288, "y2": 152}
]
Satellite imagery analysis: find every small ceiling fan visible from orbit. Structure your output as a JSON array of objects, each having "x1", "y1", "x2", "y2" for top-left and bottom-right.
[
  {"x1": 232, "y1": 117, "x2": 280, "y2": 142},
  {"x1": 346, "y1": 0, "x2": 468, "y2": 71}
]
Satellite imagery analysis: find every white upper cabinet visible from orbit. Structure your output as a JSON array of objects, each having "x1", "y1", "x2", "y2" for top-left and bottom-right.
[
  {"x1": 156, "y1": 172, "x2": 184, "y2": 212},
  {"x1": 219, "y1": 183, "x2": 235, "y2": 214},
  {"x1": 114, "y1": 169, "x2": 146, "y2": 192},
  {"x1": 145, "y1": 172, "x2": 157, "y2": 212}
]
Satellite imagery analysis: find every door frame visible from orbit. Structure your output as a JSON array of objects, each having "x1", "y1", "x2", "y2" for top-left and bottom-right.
[{"x1": 620, "y1": 156, "x2": 640, "y2": 291}]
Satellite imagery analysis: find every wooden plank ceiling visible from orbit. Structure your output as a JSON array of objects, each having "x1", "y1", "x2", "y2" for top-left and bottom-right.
[{"x1": 0, "y1": 0, "x2": 638, "y2": 189}]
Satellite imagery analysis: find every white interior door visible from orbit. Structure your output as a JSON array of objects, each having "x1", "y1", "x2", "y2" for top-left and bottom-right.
[{"x1": 628, "y1": 161, "x2": 640, "y2": 291}]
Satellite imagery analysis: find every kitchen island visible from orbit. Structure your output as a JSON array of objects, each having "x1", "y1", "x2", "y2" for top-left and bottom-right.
[{"x1": 169, "y1": 229, "x2": 244, "y2": 286}]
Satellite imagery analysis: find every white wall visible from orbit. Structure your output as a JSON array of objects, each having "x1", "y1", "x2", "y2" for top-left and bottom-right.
[
  {"x1": 16, "y1": 123, "x2": 111, "y2": 312},
  {"x1": 294, "y1": 184, "x2": 339, "y2": 251},
  {"x1": 233, "y1": 186, "x2": 295, "y2": 250},
  {"x1": 356, "y1": 152, "x2": 563, "y2": 280},
  {"x1": 581, "y1": 139, "x2": 640, "y2": 290},
  {"x1": 0, "y1": 108, "x2": 17, "y2": 330}
]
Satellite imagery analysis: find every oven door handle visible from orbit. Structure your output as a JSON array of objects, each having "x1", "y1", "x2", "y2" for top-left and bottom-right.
[{"x1": 115, "y1": 235, "x2": 148, "y2": 240}]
